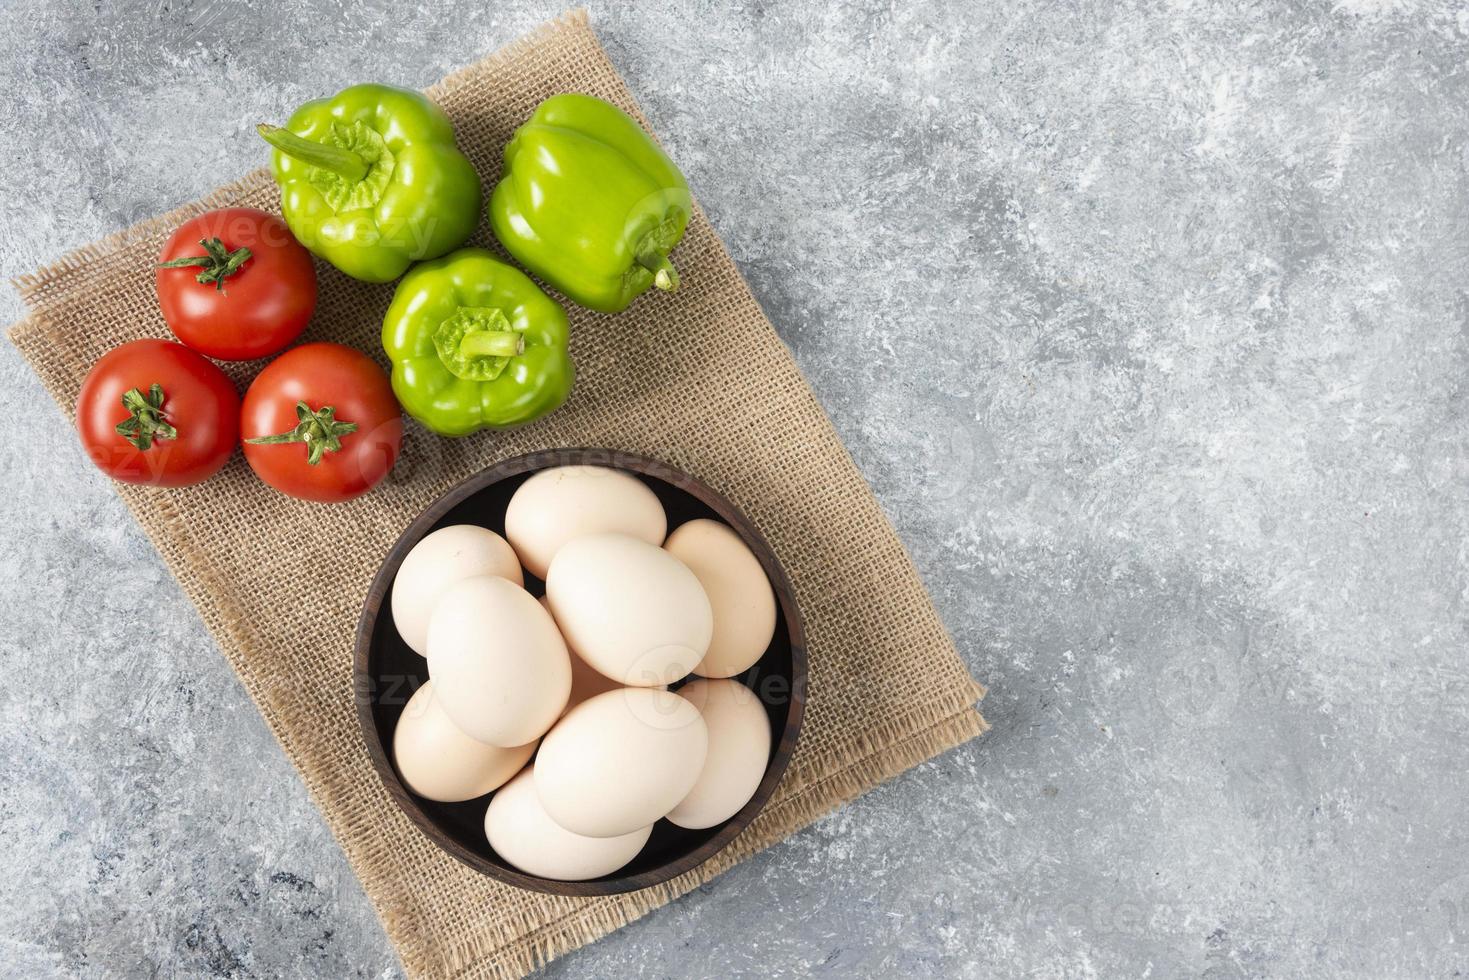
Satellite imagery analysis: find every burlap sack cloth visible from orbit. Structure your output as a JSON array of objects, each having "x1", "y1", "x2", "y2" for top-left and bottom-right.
[{"x1": 9, "y1": 10, "x2": 987, "y2": 978}]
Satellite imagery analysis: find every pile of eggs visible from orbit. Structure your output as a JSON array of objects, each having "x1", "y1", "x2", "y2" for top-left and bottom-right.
[{"x1": 388, "y1": 465, "x2": 779, "y2": 881}]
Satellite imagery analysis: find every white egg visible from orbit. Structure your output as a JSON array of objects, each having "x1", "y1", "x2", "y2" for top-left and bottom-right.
[
  {"x1": 485, "y1": 768, "x2": 652, "y2": 882},
  {"x1": 391, "y1": 524, "x2": 523, "y2": 657},
  {"x1": 543, "y1": 593, "x2": 628, "y2": 717},
  {"x1": 538, "y1": 595, "x2": 631, "y2": 716},
  {"x1": 546, "y1": 533, "x2": 712, "y2": 687},
  {"x1": 428, "y1": 576, "x2": 571, "y2": 746},
  {"x1": 504, "y1": 465, "x2": 667, "y2": 580},
  {"x1": 534, "y1": 688, "x2": 708, "y2": 838},
  {"x1": 666, "y1": 678, "x2": 772, "y2": 829},
  {"x1": 664, "y1": 519, "x2": 778, "y2": 679},
  {"x1": 391, "y1": 681, "x2": 536, "y2": 803}
]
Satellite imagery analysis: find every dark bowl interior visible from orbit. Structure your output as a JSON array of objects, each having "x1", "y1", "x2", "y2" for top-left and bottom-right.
[{"x1": 353, "y1": 448, "x2": 806, "y2": 896}]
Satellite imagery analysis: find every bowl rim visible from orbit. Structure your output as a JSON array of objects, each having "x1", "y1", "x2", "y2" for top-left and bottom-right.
[{"x1": 352, "y1": 447, "x2": 808, "y2": 896}]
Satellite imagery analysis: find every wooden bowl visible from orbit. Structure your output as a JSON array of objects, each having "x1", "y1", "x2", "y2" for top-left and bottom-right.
[{"x1": 353, "y1": 448, "x2": 806, "y2": 895}]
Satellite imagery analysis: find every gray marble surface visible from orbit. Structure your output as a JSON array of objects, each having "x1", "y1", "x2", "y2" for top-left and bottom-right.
[{"x1": 2, "y1": 0, "x2": 1467, "y2": 977}]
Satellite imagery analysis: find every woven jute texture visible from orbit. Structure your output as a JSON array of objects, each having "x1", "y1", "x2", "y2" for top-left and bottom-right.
[{"x1": 9, "y1": 10, "x2": 987, "y2": 979}]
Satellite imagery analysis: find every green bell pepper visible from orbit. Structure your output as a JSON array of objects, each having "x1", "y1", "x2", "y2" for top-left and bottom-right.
[
  {"x1": 258, "y1": 84, "x2": 481, "y2": 283},
  {"x1": 381, "y1": 248, "x2": 574, "y2": 435},
  {"x1": 489, "y1": 93, "x2": 692, "y2": 313}
]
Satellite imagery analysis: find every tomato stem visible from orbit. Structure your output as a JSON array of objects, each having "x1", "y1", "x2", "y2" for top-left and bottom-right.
[
  {"x1": 157, "y1": 237, "x2": 253, "y2": 293},
  {"x1": 114, "y1": 383, "x2": 177, "y2": 450},
  {"x1": 244, "y1": 401, "x2": 358, "y2": 465}
]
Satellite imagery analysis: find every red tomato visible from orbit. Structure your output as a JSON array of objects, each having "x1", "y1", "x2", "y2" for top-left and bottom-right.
[
  {"x1": 156, "y1": 207, "x2": 317, "y2": 361},
  {"x1": 76, "y1": 339, "x2": 240, "y2": 487},
  {"x1": 241, "y1": 343, "x2": 402, "y2": 503}
]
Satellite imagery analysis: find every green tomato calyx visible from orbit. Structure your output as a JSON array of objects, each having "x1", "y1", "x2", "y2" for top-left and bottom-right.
[
  {"x1": 245, "y1": 401, "x2": 358, "y2": 466},
  {"x1": 114, "y1": 383, "x2": 177, "y2": 451},
  {"x1": 156, "y1": 238, "x2": 253, "y2": 293}
]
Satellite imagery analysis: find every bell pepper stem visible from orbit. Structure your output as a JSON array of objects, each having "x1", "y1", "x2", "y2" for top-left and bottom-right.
[
  {"x1": 459, "y1": 331, "x2": 525, "y2": 359},
  {"x1": 257, "y1": 123, "x2": 369, "y2": 182},
  {"x1": 637, "y1": 250, "x2": 680, "y2": 293}
]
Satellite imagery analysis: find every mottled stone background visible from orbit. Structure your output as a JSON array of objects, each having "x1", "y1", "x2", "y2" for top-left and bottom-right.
[{"x1": 2, "y1": 0, "x2": 1467, "y2": 977}]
